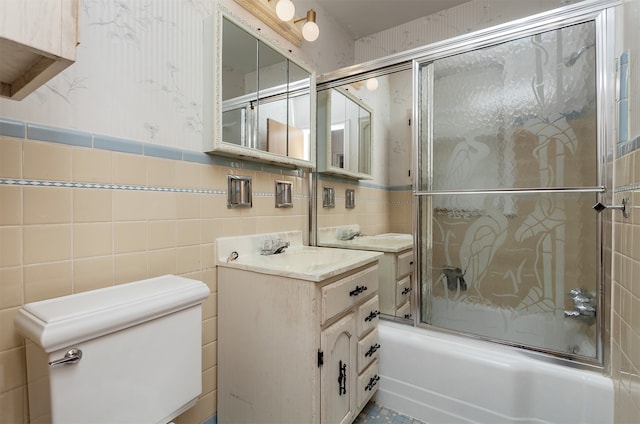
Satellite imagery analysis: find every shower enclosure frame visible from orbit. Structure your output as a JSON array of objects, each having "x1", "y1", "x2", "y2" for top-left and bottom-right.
[
  {"x1": 313, "y1": 0, "x2": 619, "y2": 369},
  {"x1": 411, "y1": 1, "x2": 618, "y2": 368}
]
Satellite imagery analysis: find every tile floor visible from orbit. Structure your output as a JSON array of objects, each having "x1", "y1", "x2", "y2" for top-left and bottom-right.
[{"x1": 354, "y1": 401, "x2": 425, "y2": 424}]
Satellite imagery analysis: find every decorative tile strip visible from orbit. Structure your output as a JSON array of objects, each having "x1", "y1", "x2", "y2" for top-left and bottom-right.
[
  {"x1": 0, "y1": 178, "x2": 226, "y2": 195},
  {"x1": 614, "y1": 184, "x2": 640, "y2": 193},
  {"x1": 0, "y1": 178, "x2": 311, "y2": 199}
]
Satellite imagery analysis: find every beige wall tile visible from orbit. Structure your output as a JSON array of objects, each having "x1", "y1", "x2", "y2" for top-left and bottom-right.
[
  {"x1": 113, "y1": 190, "x2": 148, "y2": 221},
  {"x1": 23, "y1": 141, "x2": 72, "y2": 182},
  {"x1": 0, "y1": 386, "x2": 26, "y2": 424},
  {"x1": 202, "y1": 317, "x2": 217, "y2": 346},
  {"x1": 114, "y1": 252, "x2": 147, "y2": 285},
  {"x1": 175, "y1": 161, "x2": 201, "y2": 189},
  {"x1": 148, "y1": 220, "x2": 177, "y2": 250},
  {"x1": 113, "y1": 152, "x2": 146, "y2": 186},
  {"x1": 202, "y1": 366, "x2": 217, "y2": 395},
  {"x1": 202, "y1": 290, "x2": 216, "y2": 320},
  {"x1": 148, "y1": 248, "x2": 177, "y2": 277},
  {"x1": 146, "y1": 191, "x2": 177, "y2": 220},
  {"x1": 0, "y1": 186, "x2": 21, "y2": 226},
  {"x1": 0, "y1": 227, "x2": 22, "y2": 267},
  {"x1": 177, "y1": 245, "x2": 200, "y2": 274},
  {"x1": 200, "y1": 163, "x2": 220, "y2": 190},
  {"x1": 72, "y1": 147, "x2": 112, "y2": 183},
  {"x1": 0, "y1": 267, "x2": 22, "y2": 309},
  {"x1": 147, "y1": 157, "x2": 175, "y2": 188},
  {"x1": 23, "y1": 225, "x2": 71, "y2": 264},
  {"x1": 23, "y1": 187, "x2": 72, "y2": 224},
  {"x1": 200, "y1": 193, "x2": 228, "y2": 219},
  {"x1": 177, "y1": 219, "x2": 201, "y2": 246},
  {"x1": 74, "y1": 256, "x2": 114, "y2": 293},
  {"x1": 200, "y1": 243, "x2": 215, "y2": 269},
  {"x1": 202, "y1": 341, "x2": 217, "y2": 371},
  {"x1": 114, "y1": 222, "x2": 147, "y2": 254},
  {"x1": 74, "y1": 222, "x2": 113, "y2": 258},
  {"x1": 176, "y1": 192, "x2": 200, "y2": 219},
  {"x1": 0, "y1": 347, "x2": 25, "y2": 392},
  {"x1": 0, "y1": 308, "x2": 23, "y2": 351},
  {"x1": 0, "y1": 137, "x2": 22, "y2": 179},
  {"x1": 73, "y1": 188, "x2": 113, "y2": 223},
  {"x1": 23, "y1": 261, "x2": 73, "y2": 303}
]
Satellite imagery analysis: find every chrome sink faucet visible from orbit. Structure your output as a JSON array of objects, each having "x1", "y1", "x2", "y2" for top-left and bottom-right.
[
  {"x1": 260, "y1": 238, "x2": 290, "y2": 255},
  {"x1": 338, "y1": 229, "x2": 362, "y2": 241}
]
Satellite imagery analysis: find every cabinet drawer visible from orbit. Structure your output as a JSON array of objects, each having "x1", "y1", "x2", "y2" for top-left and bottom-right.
[
  {"x1": 356, "y1": 295, "x2": 379, "y2": 338},
  {"x1": 396, "y1": 250, "x2": 414, "y2": 279},
  {"x1": 321, "y1": 265, "x2": 378, "y2": 325},
  {"x1": 396, "y1": 301, "x2": 412, "y2": 320},
  {"x1": 357, "y1": 359, "x2": 380, "y2": 410},
  {"x1": 357, "y1": 328, "x2": 380, "y2": 373},
  {"x1": 395, "y1": 275, "x2": 412, "y2": 307}
]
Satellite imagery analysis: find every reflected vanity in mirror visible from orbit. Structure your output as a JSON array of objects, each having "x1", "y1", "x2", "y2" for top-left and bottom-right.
[
  {"x1": 315, "y1": 68, "x2": 415, "y2": 321},
  {"x1": 204, "y1": 7, "x2": 315, "y2": 168},
  {"x1": 317, "y1": 86, "x2": 372, "y2": 179}
]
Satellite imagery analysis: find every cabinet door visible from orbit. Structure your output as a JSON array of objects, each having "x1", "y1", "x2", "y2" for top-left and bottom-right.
[{"x1": 321, "y1": 313, "x2": 357, "y2": 424}]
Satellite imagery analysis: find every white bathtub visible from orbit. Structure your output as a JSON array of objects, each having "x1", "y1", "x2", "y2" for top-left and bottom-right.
[{"x1": 373, "y1": 320, "x2": 614, "y2": 424}]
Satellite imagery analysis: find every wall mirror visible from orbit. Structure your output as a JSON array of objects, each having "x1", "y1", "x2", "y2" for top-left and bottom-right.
[
  {"x1": 315, "y1": 68, "x2": 414, "y2": 321},
  {"x1": 317, "y1": 86, "x2": 372, "y2": 179},
  {"x1": 204, "y1": 8, "x2": 316, "y2": 168}
]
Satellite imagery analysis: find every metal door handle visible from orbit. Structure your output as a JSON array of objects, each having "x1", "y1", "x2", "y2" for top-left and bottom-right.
[
  {"x1": 49, "y1": 348, "x2": 82, "y2": 367},
  {"x1": 593, "y1": 198, "x2": 630, "y2": 218}
]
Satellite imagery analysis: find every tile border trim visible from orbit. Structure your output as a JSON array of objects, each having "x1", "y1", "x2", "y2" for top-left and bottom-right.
[{"x1": 0, "y1": 177, "x2": 308, "y2": 199}]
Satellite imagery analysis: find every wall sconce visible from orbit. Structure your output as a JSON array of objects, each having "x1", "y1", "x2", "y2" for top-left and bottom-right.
[
  {"x1": 294, "y1": 9, "x2": 319, "y2": 42},
  {"x1": 366, "y1": 77, "x2": 379, "y2": 91},
  {"x1": 234, "y1": 0, "x2": 318, "y2": 46},
  {"x1": 275, "y1": 0, "x2": 295, "y2": 21}
]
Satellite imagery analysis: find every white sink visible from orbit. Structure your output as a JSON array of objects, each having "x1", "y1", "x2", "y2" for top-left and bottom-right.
[
  {"x1": 317, "y1": 227, "x2": 413, "y2": 253},
  {"x1": 216, "y1": 232, "x2": 382, "y2": 282}
]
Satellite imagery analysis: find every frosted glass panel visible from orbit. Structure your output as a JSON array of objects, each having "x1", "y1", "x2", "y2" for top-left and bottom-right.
[
  {"x1": 420, "y1": 192, "x2": 598, "y2": 358},
  {"x1": 420, "y1": 21, "x2": 600, "y2": 360},
  {"x1": 427, "y1": 22, "x2": 597, "y2": 192}
]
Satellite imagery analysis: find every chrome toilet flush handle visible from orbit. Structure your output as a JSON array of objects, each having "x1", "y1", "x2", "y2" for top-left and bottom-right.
[{"x1": 49, "y1": 348, "x2": 82, "y2": 367}]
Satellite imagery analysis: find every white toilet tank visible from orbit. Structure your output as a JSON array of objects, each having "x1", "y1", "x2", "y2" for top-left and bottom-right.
[{"x1": 14, "y1": 274, "x2": 210, "y2": 424}]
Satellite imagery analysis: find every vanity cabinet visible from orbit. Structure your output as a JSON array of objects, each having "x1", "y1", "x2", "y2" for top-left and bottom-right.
[
  {"x1": 378, "y1": 249, "x2": 414, "y2": 319},
  {"x1": 0, "y1": 0, "x2": 79, "y2": 100},
  {"x1": 218, "y1": 262, "x2": 381, "y2": 424}
]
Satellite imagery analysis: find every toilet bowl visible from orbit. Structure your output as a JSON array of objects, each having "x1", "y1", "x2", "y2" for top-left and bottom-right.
[{"x1": 14, "y1": 274, "x2": 210, "y2": 424}]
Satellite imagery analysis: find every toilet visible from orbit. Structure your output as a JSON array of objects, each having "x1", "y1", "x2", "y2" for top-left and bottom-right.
[{"x1": 14, "y1": 274, "x2": 210, "y2": 424}]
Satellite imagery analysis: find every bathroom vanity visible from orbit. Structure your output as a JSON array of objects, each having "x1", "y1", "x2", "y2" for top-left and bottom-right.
[
  {"x1": 216, "y1": 232, "x2": 382, "y2": 424},
  {"x1": 318, "y1": 226, "x2": 414, "y2": 320}
]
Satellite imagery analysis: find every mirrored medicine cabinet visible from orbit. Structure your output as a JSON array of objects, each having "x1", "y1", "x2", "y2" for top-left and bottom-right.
[
  {"x1": 203, "y1": 7, "x2": 316, "y2": 169},
  {"x1": 317, "y1": 86, "x2": 373, "y2": 180}
]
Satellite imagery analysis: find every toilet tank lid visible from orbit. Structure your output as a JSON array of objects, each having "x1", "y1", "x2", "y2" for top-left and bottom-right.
[{"x1": 14, "y1": 275, "x2": 210, "y2": 353}]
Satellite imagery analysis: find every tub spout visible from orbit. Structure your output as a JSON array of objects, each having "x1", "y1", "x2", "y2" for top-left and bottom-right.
[{"x1": 564, "y1": 288, "x2": 596, "y2": 325}]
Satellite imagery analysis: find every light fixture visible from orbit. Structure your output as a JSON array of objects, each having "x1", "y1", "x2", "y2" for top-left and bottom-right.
[
  {"x1": 366, "y1": 78, "x2": 379, "y2": 91},
  {"x1": 275, "y1": 0, "x2": 295, "y2": 21},
  {"x1": 295, "y1": 9, "x2": 319, "y2": 42},
  {"x1": 233, "y1": 0, "x2": 319, "y2": 45}
]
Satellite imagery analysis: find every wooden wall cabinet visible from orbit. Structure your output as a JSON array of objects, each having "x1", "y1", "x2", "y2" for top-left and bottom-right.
[{"x1": 0, "y1": 0, "x2": 79, "y2": 100}]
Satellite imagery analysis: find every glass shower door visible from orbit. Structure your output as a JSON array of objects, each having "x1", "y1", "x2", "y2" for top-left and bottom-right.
[{"x1": 418, "y1": 21, "x2": 602, "y2": 360}]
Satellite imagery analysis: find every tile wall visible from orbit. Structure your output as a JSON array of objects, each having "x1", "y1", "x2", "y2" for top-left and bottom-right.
[
  {"x1": 612, "y1": 0, "x2": 640, "y2": 421},
  {"x1": 0, "y1": 129, "x2": 308, "y2": 423},
  {"x1": 611, "y1": 148, "x2": 640, "y2": 422},
  {"x1": 0, "y1": 122, "x2": 397, "y2": 423}
]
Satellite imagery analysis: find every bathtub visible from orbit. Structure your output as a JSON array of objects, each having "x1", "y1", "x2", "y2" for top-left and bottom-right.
[{"x1": 373, "y1": 320, "x2": 614, "y2": 424}]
